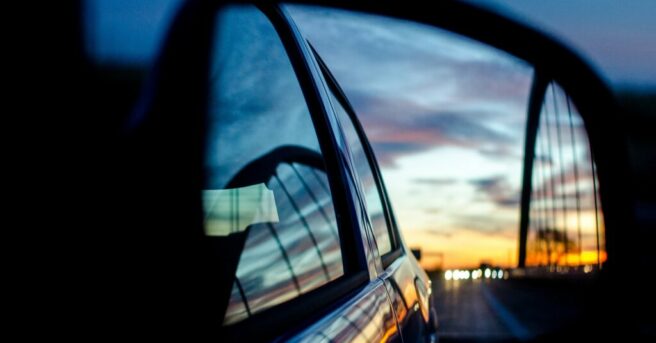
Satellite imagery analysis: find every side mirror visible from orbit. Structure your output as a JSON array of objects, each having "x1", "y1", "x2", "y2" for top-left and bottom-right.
[{"x1": 411, "y1": 248, "x2": 421, "y2": 261}]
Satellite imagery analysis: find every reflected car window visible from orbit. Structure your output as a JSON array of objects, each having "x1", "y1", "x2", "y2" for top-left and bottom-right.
[
  {"x1": 328, "y1": 89, "x2": 393, "y2": 255},
  {"x1": 205, "y1": 5, "x2": 343, "y2": 325}
]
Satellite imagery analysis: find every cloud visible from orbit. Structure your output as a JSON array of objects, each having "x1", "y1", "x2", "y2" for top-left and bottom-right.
[
  {"x1": 423, "y1": 207, "x2": 443, "y2": 215},
  {"x1": 413, "y1": 178, "x2": 458, "y2": 186},
  {"x1": 469, "y1": 175, "x2": 521, "y2": 208},
  {"x1": 348, "y1": 90, "x2": 521, "y2": 166},
  {"x1": 478, "y1": 145, "x2": 522, "y2": 161},
  {"x1": 451, "y1": 213, "x2": 518, "y2": 238},
  {"x1": 423, "y1": 229, "x2": 453, "y2": 238},
  {"x1": 369, "y1": 142, "x2": 427, "y2": 166},
  {"x1": 288, "y1": 5, "x2": 533, "y2": 166}
]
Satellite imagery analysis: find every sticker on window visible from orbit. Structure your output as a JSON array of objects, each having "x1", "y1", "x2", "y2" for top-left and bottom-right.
[{"x1": 203, "y1": 183, "x2": 279, "y2": 236}]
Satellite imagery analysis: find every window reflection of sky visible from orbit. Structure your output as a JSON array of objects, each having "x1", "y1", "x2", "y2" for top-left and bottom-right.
[
  {"x1": 224, "y1": 164, "x2": 343, "y2": 324},
  {"x1": 208, "y1": 5, "x2": 322, "y2": 189},
  {"x1": 208, "y1": 6, "x2": 343, "y2": 325},
  {"x1": 328, "y1": 90, "x2": 393, "y2": 255},
  {"x1": 288, "y1": 5, "x2": 533, "y2": 269}
]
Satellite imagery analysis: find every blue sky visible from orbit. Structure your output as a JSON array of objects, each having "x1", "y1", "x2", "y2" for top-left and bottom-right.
[
  {"x1": 84, "y1": 0, "x2": 656, "y2": 87},
  {"x1": 469, "y1": 0, "x2": 656, "y2": 87},
  {"x1": 85, "y1": 0, "x2": 656, "y2": 87}
]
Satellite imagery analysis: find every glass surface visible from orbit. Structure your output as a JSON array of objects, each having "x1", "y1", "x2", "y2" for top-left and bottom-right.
[
  {"x1": 205, "y1": 5, "x2": 343, "y2": 325},
  {"x1": 328, "y1": 89, "x2": 393, "y2": 255}
]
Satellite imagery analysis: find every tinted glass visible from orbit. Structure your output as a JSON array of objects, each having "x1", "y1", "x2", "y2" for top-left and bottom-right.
[
  {"x1": 327, "y1": 89, "x2": 392, "y2": 255},
  {"x1": 205, "y1": 5, "x2": 343, "y2": 325}
]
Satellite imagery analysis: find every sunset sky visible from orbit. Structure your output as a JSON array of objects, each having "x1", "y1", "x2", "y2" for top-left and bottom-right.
[
  {"x1": 87, "y1": 0, "x2": 653, "y2": 269},
  {"x1": 288, "y1": 5, "x2": 533, "y2": 269},
  {"x1": 285, "y1": 1, "x2": 649, "y2": 269}
]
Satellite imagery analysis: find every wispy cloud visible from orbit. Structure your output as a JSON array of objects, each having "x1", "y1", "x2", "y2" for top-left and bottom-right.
[
  {"x1": 413, "y1": 178, "x2": 458, "y2": 186},
  {"x1": 288, "y1": 4, "x2": 532, "y2": 167},
  {"x1": 469, "y1": 175, "x2": 521, "y2": 208},
  {"x1": 350, "y1": 90, "x2": 523, "y2": 166}
]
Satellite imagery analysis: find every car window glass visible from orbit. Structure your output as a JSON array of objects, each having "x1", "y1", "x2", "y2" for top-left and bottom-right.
[
  {"x1": 205, "y1": 5, "x2": 343, "y2": 325},
  {"x1": 327, "y1": 89, "x2": 393, "y2": 255}
]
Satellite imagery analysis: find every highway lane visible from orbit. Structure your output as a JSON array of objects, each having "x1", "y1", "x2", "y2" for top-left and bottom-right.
[
  {"x1": 432, "y1": 278, "x2": 515, "y2": 342},
  {"x1": 430, "y1": 274, "x2": 597, "y2": 342}
]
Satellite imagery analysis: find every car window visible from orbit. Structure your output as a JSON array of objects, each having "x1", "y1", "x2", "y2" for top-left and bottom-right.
[
  {"x1": 204, "y1": 5, "x2": 343, "y2": 325},
  {"x1": 526, "y1": 82, "x2": 605, "y2": 269},
  {"x1": 326, "y1": 87, "x2": 393, "y2": 255}
]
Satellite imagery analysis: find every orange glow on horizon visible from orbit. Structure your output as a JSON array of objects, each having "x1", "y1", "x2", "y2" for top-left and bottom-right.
[
  {"x1": 525, "y1": 250, "x2": 607, "y2": 267},
  {"x1": 404, "y1": 229, "x2": 517, "y2": 270}
]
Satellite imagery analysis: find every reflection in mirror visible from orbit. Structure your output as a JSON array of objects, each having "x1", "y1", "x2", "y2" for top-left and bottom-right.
[
  {"x1": 288, "y1": 4, "x2": 606, "y2": 341},
  {"x1": 293, "y1": 284, "x2": 398, "y2": 342},
  {"x1": 206, "y1": 5, "x2": 343, "y2": 325},
  {"x1": 327, "y1": 88, "x2": 393, "y2": 255},
  {"x1": 223, "y1": 162, "x2": 343, "y2": 325},
  {"x1": 288, "y1": 5, "x2": 533, "y2": 273}
]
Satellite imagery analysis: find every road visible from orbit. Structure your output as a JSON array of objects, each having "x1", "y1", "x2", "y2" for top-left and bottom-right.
[
  {"x1": 430, "y1": 274, "x2": 597, "y2": 342},
  {"x1": 432, "y1": 278, "x2": 515, "y2": 342}
]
